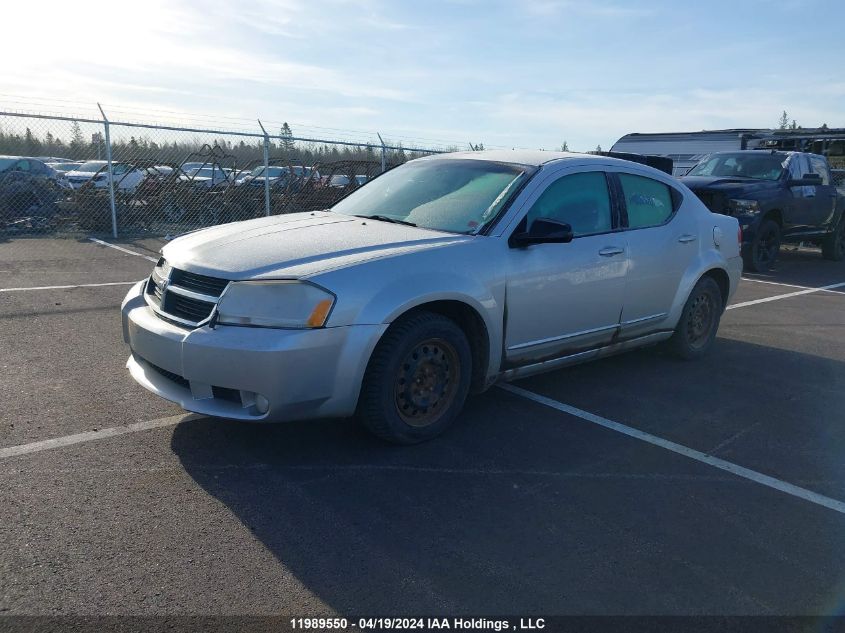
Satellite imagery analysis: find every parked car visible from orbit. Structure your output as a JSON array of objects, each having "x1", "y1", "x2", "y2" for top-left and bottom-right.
[
  {"x1": 122, "y1": 150, "x2": 741, "y2": 443},
  {"x1": 242, "y1": 165, "x2": 320, "y2": 189},
  {"x1": 681, "y1": 150, "x2": 844, "y2": 271},
  {"x1": 65, "y1": 161, "x2": 147, "y2": 192},
  {"x1": 181, "y1": 165, "x2": 233, "y2": 188},
  {"x1": 0, "y1": 156, "x2": 63, "y2": 229}
]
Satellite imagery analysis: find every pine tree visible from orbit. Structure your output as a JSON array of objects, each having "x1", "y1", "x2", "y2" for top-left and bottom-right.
[
  {"x1": 595, "y1": 144, "x2": 602, "y2": 153},
  {"x1": 280, "y1": 122, "x2": 295, "y2": 153},
  {"x1": 561, "y1": 140, "x2": 569, "y2": 152},
  {"x1": 778, "y1": 110, "x2": 789, "y2": 130}
]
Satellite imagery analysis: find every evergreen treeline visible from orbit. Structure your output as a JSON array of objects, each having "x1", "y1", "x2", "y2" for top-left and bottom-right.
[{"x1": 0, "y1": 120, "x2": 450, "y2": 168}]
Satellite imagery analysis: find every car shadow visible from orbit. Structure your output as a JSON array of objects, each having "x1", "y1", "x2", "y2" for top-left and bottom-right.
[{"x1": 170, "y1": 337, "x2": 845, "y2": 615}]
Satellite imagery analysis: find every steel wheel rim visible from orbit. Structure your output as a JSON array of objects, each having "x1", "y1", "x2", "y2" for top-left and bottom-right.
[
  {"x1": 394, "y1": 337, "x2": 460, "y2": 428},
  {"x1": 686, "y1": 292, "x2": 715, "y2": 349}
]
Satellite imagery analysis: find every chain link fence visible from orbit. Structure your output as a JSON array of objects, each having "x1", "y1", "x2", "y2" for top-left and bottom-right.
[{"x1": 0, "y1": 108, "x2": 444, "y2": 239}]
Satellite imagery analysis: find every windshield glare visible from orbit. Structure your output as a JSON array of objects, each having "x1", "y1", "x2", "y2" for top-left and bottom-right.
[
  {"x1": 688, "y1": 153, "x2": 787, "y2": 180},
  {"x1": 332, "y1": 159, "x2": 528, "y2": 234},
  {"x1": 77, "y1": 161, "x2": 107, "y2": 172}
]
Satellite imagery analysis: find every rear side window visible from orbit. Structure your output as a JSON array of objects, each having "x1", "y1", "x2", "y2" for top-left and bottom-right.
[
  {"x1": 618, "y1": 173, "x2": 674, "y2": 229},
  {"x1": 525, "y1": 171, "x2": 613, "y2": 237},
  {"x1": 808, "y1": 155, "x2": 831, "y2": 185}
]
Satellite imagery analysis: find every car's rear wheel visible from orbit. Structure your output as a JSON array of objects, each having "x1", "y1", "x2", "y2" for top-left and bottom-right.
[
  {"x1": 744, "y1": 219, "x2": 780, "y2": 272},
  {"x1": 357, "y1": 311, "x2": 472, "y2": 444},
  {"x1": 667, "y1": 276, "x2": 723, "y2": 360},
  {"x1": 821, "y1": 217, "x2": 845, "y2": 261}
]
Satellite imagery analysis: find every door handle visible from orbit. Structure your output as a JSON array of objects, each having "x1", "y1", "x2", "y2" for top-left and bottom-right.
[
  {"x1": 598, "y1": 246, "x2": 624, "y2": 257},
  {"x1": 678, "y1": 234, "x2": 698, "y2": 243}
]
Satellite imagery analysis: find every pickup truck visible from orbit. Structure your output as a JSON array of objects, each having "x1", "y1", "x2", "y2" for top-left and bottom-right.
[{"x1": 681, "y1": 151, "x2": 844, "y2": 271}]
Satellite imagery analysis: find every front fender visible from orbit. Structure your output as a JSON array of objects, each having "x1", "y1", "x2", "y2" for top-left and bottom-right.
[{"x1": 313, "y1": 246, "x2": 506, "y2": 380}]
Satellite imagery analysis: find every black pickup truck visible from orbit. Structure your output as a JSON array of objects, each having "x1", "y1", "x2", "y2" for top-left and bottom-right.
[{"x1": 681, "y1": 150, "x2": 844, "y2": 271}]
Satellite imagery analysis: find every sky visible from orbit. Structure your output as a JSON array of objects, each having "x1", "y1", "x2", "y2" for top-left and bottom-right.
[{"x1": 1, "y1": 0, "x2": 843, "y2": 151}]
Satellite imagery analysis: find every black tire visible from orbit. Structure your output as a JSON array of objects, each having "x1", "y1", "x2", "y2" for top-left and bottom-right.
[
  {"x1": 357, "y1": 311, "x2": 472, "y2": 444},
  {"x1": 667, "y1": 276, "x2": 723, "y2": 360},
  {"x1": 821, "y1": 217, "x2": 845, "y2": 261},
  {"x1": 743, "y1": 219, "x2": 781, "y2": 272}
]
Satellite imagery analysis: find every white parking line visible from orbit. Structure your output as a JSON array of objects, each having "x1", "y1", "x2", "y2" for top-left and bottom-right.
[
  {"x1": 728, "y1": 281, "x2": 845, "y2": 310},
  {"x1": 0, "y1": 413, "x2": 200, "y2": 460},
  {"x1": 741, "y1": 277, "x2": 815, "y2": 290},
  {"x1": 88, "y1": 237, "x2": 158, "y2": 263},
  {"x1": 0, "y1": 281, "x2": 138, "y2": 293},
  {"x1": 499, "y1": 383, "x2": 845, "y2": 515}
]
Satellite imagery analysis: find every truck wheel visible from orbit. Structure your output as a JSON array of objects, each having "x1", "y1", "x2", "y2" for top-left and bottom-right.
[
  {"x1": 357, "y1": 311, "x2": 472, "y2": 444},
  {"x1": 821, "y1": 218, "x2": 845, "y2": 261},
  {"x1": 744, "y1": 219, "x2": 780, "y2": 272},
  {"x1": 666, "y1": 276, "x2": 723, "y2": 360}
]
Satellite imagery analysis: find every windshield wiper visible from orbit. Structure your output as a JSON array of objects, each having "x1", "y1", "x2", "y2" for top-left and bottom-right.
[{"x1": 355, "y1": 214, "x2": 417, "y2": 227}]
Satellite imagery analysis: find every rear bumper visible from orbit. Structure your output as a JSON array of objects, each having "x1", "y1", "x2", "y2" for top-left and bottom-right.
[{"x1": 121, "y1": 280, "x2": 386, "y2": 422}]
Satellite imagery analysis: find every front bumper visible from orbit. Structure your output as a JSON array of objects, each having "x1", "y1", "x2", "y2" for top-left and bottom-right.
[{"x1": 121, "y1": 280, "x2": 386, "y2": 422}]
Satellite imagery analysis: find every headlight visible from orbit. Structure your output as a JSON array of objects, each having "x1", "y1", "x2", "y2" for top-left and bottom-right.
[
  {"x1": 728, "y1": 199, "x2": 760, "y2": 214},
  {"x1": 216, "y1": 280, "x2": 335, "y2": 329}
]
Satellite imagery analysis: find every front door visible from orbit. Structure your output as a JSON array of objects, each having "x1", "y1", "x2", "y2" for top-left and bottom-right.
[{"x1": 504, "y1": 170, "x2": 627, "y2": 365}]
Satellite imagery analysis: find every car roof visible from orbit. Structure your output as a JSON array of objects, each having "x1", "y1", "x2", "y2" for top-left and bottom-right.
[{"x1": 419, "y1": 149, "x2": 649, "y2": 169}]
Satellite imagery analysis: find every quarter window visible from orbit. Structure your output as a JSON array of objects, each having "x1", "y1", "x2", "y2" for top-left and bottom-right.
[
  {"x1": 618, "y1": 173, "x2": 674, "y2": 229},
  {"x1": 525, "y1": 171, "x2": 612, "y2": 237}
]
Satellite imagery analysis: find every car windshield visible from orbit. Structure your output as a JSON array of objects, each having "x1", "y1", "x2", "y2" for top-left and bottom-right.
[
  {"x1": 51, "y1": 163, "x2": 80, "y2": 172},
  {"x1": 687, "y1": 153, "x2": 787, "y2": 180},
  {"x1": 332, "y1": 158, "x2": 529, "y2": 234},
  {"x1": 77, "y1": 161, "x2": 107, "y2": 173},
  {"x1": 251, "y1": 166, "x2": 287, "y2": 177},
  {"x1": 190, "y1": 167, "x2": 222, "y2": 178}
]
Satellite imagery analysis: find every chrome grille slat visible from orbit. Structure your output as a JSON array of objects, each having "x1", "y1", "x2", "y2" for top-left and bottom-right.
[{"x1": 144, "y1": 259, "x2": 229, "y2": 327}]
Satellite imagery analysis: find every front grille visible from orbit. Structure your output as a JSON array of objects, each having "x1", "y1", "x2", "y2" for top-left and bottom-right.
[
  {"x1": 170, "y1": 269, "x2": 229, "y2": 297},
  {"x1": 145, "y1": 259, "x2": 230, "y2": 327},
  {"x1": 164, "y1": 292, "x2": 216, "y2": 322}
]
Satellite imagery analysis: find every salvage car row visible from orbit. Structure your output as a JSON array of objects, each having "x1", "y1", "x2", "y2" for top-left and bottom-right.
[{"x1": 0, "y1": 151, "x2": 376, "y2": 233}]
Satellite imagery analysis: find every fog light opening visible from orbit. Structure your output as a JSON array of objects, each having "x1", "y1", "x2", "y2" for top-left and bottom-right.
[{"x1": 255, "y1": 394, "x2": 270, "y2": 414}]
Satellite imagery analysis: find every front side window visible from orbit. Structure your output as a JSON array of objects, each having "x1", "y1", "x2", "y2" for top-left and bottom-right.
[
  {"x1": 619, "y1": 173, "x2": 674, "y2": 229},
  {"x1": 808, "y1": 155, "x2": 831, "y2": 185},
  {"x1": 524, "y1": 171, "x2": 612, "y2": 237},
  {"x1": 333, "y1": 159, "x2": 529, "y2": 234}
]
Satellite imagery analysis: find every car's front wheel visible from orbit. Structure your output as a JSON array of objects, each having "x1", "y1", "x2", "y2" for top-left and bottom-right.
[
  {"x1": 744, "y1": 219, "x2": 780, "y2": 272},
  {"x1": 667, "y1": 276, "x2": 723, "y2": 360},
  {"x1": 357, "y1": 311, "x2": 472, "y2": 444}
]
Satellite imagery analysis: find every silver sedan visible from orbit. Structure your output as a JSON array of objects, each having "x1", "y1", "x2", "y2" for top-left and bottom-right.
[{"x1": 121, "y1": 150, "x2": 742, "y2": 443}]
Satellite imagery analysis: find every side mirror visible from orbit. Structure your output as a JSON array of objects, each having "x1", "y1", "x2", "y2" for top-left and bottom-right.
[
  {"x1": 510, "y1": 218, "x2": 574, "y2": 247},
  {"x1": 787, "y1": 174, "x2": 822, "y2": 187}
]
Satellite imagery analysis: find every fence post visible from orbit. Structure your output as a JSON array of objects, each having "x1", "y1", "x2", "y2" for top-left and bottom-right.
[
  {"x1": 258, "y1": 120, "x2": 271, "y2": 217},
  {"x1": 97, "y1": 103, "x2": 118, "y2": 238},
  {"x1": 377, "y1": 133, "x2": 387, "y2": 173}
]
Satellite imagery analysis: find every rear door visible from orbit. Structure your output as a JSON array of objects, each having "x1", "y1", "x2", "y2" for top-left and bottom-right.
[
  {"x1": 807, "y1": 154, "x2": 839, "y2": 230},
  {"x1": 784, "y1": 154, "x2": 817, "y2": 234},
  {"x1": 611, "y1": 169, "x2": 696, "y2": 339}
]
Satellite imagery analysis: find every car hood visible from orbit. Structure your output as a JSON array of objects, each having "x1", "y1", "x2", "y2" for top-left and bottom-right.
[
  {"x1": 162, "y1": 211, "x2": 471, "y2": 279},
  {"x1": 681, "y1": 176, "x2": 778, "y2": 193}
]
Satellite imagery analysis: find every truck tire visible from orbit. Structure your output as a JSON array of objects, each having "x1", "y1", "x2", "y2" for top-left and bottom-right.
[
  {"x1": 744, "y1": 219, "x2": 780, "y2": 272},
  {"x1": 357, "y1": 311, "x2": 472, "y2": 444},
  {"x1": 821, "y1": 217, "x2": 845, "y2": 261},
  {"x1": 666, "y1": 276, "x2": 723, "y2": 360}
]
